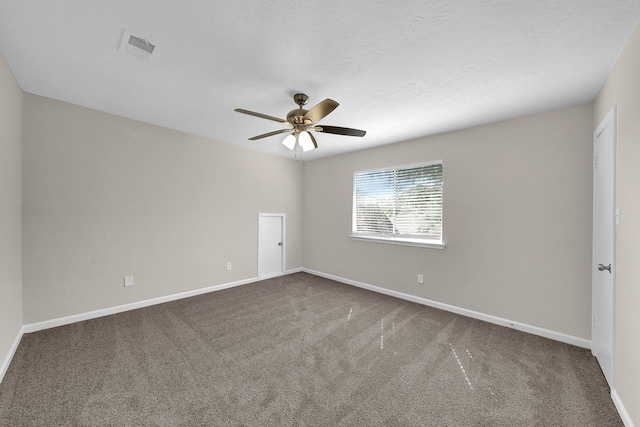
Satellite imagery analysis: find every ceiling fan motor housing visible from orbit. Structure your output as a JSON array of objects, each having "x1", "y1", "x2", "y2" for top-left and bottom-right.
[{"x1": 287, "y1": 109, "x2": 309, "y2": 124}]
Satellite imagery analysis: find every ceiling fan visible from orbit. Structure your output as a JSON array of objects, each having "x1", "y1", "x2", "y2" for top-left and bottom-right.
[{"x1": 234, "y1": 93, "x2": 366, "y2": 152}]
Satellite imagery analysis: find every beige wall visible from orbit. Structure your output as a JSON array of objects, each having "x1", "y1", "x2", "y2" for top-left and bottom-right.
[
  {"x1": 0, "y1": 51, "x2": 23, "y2": 373},
  {"x1": 22, "y1": 95, "x2": 303, "y2": 323},
  {"x1": 595, "y1": 20, "x2": 640, "y2": 425},
  {"x1": 304, "y1": 103, "x2": 593, "y2": 339}
]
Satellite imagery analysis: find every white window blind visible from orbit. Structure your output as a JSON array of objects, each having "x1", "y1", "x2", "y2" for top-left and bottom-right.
[{"x1": 353, "y1": 162, "x2": 443, "y2": 243}]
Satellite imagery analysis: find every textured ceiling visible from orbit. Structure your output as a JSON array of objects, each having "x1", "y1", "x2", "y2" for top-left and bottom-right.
[{"x1": 0, "y1": 1, "x2": 639, "y2": 161}]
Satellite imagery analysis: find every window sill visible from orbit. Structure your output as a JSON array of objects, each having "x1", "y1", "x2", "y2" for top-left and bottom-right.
[{"x1": 349, "y1": 235, "x2": 445, "y2": 249}]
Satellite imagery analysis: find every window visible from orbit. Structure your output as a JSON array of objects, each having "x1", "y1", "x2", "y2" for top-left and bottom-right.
[{"x1": 352, "y1": 162, "x2": 444, "y2": 249}]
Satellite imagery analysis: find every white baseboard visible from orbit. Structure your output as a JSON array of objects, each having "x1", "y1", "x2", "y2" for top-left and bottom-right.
[
  {"x1": 0, "y1": 326, "x2": 25, "y2": 384},
  {"x1": 18, "y1": 268, "x2": 591, "y2": 349},
  {"x1": 304, "y1": 268, "x2": 591, "y2": 349},
  {"x1": 22, "y1": 269, "x2": 307, "y2": 334},
  {"x1": 258, "y1": 267, "x2": 303, "y2": 281},
  {"x1": 23, "y1": 276, "x2": 262, "y2": 334},
  {"x1": 612, "y1": 389, "x2": 635, "y2": 427}
]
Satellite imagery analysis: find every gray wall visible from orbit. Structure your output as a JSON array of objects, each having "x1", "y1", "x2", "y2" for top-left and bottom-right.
[
  {"x1": 594, "y1": 19, "x2": 640, "y2": 425},
  {"x1": 304, "y1": 104, "x2": 594, "y2": 339},
  {"x1": 22, "y1": 94, "x2": 303, "y2": 323},
  {"x1": 0, "y1": 51, "x2": 23, "y2": 376}
]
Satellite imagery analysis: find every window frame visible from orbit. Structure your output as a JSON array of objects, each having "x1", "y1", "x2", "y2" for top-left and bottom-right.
[{"x1": 350, "y1": 161, "x2": 445, "y2": 250}]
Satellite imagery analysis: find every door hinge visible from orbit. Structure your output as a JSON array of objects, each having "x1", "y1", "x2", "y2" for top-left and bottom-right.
[
  {"x1": 592, "y1": 316, "x2": 596, "y2": 329},
  {"x1": 593, "y1": 156, "x2": 597, "y2": 169}
]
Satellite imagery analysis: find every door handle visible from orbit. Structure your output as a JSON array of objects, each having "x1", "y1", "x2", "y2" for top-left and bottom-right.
[
  {"x1": 278, "y1": 242, "x2": 283, "y2": 246},
  {"x1": 597, "y1": 263, "x2": 612, "y2": 273}
]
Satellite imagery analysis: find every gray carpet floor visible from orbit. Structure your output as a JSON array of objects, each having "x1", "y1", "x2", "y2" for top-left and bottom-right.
[{"x1": 0, "y1": 272, "x2": 622, "y2": 426}]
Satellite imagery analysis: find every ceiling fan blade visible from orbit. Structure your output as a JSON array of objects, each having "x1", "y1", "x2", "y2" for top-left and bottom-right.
[
  {"x1": 235, "y1": 109, "x2": 290, "y2": 125},
  {"x1": 316, "y1": 125, "x2": 366, "y2": 137},
  {"x1": 303, "y1": 99, "x2": 339, "y2": 123},
  {"x1": 309, "y1": 132, "x2": 318, "y2": 149},
  {"x1": 248, "y1": 129, "x2": 292, "y2": 141}
]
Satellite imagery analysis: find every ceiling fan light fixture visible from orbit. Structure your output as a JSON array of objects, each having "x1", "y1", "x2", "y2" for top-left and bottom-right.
[
  {"x1": 299, "y1": 131, "x2": 315, "y2": 152},
  {"x1": 282, "y1": 133, "x2": 296, "y2": 150}
]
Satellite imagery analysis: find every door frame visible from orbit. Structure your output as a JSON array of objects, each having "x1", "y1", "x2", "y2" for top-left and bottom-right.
[
  {"x1": 258, "y1": 213, "x2": 286, "y2": 279},
  {"x1": 592, "y1": 105, "x2": 617, "y2": 387}
]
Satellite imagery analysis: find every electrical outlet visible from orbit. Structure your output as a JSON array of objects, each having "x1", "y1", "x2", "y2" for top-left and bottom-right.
[
  {"x1": 124, "y1": 275, "x2": 134, "y2": 287},
  {"x1": 417, "y1": 274, "x2": 424, "y2": 284},
  {"x1": 226, "y1": 262, "x2": 232, "y2": 271}
]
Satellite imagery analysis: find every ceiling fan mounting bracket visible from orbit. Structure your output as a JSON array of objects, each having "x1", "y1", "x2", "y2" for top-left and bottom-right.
[{"x1": 293, "y1": 93, "x2": 309, "y2": 107}]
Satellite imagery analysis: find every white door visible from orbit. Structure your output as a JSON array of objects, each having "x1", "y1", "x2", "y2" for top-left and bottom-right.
[
  {"x1": 592, "y1": 106, "x2": 616, "y2": 388},
  {"x1": 258, "y1": 213, "x2": 285, "y2": 279}
]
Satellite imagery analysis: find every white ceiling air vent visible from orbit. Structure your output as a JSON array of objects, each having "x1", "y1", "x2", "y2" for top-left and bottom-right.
[{"x1": 119, "y1": 30, "x2": 155, "y2": 61}]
